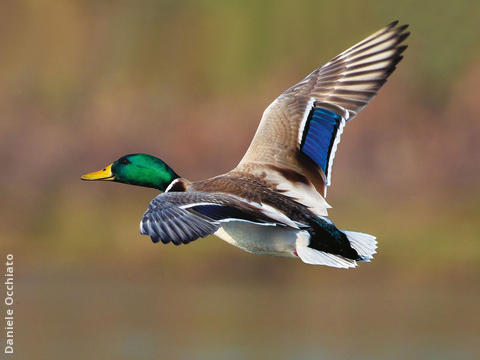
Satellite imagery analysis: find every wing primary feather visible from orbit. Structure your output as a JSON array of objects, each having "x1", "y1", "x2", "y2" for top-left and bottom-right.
[
  {"x1": 338, "y1": 21, "x2": 399, "y2": 55},
  {"x1": 336, "y1": 30, "x2": 407, "y2": 62}
]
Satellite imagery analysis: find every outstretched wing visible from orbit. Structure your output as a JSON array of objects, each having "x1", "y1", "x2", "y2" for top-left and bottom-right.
[
  {"x1": 236, "y1": 21, "x2": 409, "y2": 199},
  {"x1": 140, "y1": 192, "x2": 287, "y2": 245}
]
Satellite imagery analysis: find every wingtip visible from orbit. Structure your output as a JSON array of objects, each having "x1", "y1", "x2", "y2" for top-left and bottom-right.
[
  {"x1": 387, "y1": 21, "x2": 410, "y2": 35},
  {"x1": 397, "y1": 44, "x2": 409, "y2": 54},
  {"x1": 387, "y1": 20, "x2": 399, "y2": 28},
  {"x1": 397, "y1": 31, "x2": 411, "y2": 44}
]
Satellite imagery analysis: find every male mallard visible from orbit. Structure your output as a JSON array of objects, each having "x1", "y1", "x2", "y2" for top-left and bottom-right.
[{"x1": 82, "y1": 22, "x2": 409, "y2": 268}]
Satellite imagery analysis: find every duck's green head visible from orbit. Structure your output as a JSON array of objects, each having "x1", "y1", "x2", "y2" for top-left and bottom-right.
[{"x1": 81, "y1": 153, "x2": 179, "y2": 192}]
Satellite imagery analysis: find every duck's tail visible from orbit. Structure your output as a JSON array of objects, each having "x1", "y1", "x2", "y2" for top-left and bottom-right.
[
  {"x1": 295, "y1": 227, "x2": 377, "y2": 268},
  {"x1": 341, "y1": 230, "x2": 377, "y2": 262}
]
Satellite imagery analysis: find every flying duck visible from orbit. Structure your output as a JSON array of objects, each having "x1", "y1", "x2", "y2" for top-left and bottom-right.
[{"x1": 82, "y1": 21, "x2": 409, "y2": 268}]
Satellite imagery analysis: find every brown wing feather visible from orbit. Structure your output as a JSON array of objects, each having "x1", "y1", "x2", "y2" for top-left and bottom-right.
[
  {"x1": 236, "y1": 21, "x2": 409, "y2": 198},
  {"x1": 191, "y1": 172, "x2": 312, "y2": 220}
]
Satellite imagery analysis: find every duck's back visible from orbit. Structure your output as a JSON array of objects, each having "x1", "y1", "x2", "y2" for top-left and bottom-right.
[{"x1": 190, "y1": 171, "x2": 317, "y2": 222}]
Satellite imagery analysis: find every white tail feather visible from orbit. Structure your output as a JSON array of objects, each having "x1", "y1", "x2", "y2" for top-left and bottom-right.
[
  {"x1": 342, "y1": 230, "x2": 377, "y2": 262},
  {"x1": 296, "y1": 246, "x2": 357, "y2": 268}
]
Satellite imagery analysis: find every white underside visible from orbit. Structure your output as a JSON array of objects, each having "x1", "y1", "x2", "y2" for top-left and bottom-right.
[{"x1": 214, "y1": 221, "x2": 303, "y2": 258}]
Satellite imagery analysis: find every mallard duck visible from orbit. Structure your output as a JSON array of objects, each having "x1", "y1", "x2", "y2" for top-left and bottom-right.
[{"x1": 82, "y1": 21, "x2": 409, "y2": 268}]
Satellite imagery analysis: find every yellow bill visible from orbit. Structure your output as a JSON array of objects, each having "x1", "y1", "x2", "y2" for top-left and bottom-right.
[{"x1": 81, "y1": 163, "x2": 115, "y2": 181}]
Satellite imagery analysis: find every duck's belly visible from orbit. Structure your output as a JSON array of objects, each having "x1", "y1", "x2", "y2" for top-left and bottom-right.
[{"x1": 214, "y1": 221, "x2": 308, "y2": 258}]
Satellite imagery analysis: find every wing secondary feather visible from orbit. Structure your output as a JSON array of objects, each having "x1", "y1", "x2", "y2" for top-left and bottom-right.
[{"x1": 299, "y1": 106, "x2": 346, "y2": 185}]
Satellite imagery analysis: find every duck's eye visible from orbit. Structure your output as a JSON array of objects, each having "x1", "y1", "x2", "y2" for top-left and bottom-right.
[{"x1": 120, "y1": 158, "x2": 130, "y2": 165}]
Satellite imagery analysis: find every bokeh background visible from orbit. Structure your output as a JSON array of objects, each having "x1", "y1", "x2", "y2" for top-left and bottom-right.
[{"x1": 1, "y1": 1, "x2": 479, "y2": 359}]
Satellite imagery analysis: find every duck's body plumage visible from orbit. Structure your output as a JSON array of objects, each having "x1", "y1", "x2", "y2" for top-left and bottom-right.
[{"x1": 83, "y1": 22, "x2": 409, "y2": 268}]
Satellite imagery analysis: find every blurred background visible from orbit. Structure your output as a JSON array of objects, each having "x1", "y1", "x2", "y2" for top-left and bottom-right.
[{"x1": 1, "y1": 0, "x2": 479, "y2": 359}]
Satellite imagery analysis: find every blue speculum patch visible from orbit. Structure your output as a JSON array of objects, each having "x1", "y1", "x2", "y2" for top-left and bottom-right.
[{"x1": 300, "y1": 107, "x2": 341, "y2": 177}]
